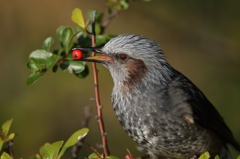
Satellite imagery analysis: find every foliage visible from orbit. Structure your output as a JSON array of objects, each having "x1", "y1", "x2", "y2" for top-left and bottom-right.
[
  {"x1": 199, "y1": 152, "x2": 210, "y2": 159},
  {"x1": 26, "y1": 0, "x2": 136, "y2": 85},
  {"x1": 1, "y1": 119, "x2": 89, "y2": 159},
  {"x1": 1, "y1": 119, "x2": 239, "y2": 159},
  {"x1": 11, "y1": 0, "x2": 239, "y2": 158},
  {"x1": 0, "y1": 119, "x2": 14, "y2": 151}
]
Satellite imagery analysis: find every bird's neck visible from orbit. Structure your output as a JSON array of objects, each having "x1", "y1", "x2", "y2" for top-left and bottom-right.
[{"x1": 112, "y1": 62, "x2": 176, "y2": 106}]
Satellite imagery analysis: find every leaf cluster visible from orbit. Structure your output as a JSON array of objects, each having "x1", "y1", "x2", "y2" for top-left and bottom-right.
[
  {"x1": 0, "y1": 119, "x2": 90, "y2": 159},
  {"x1": 26, "y1": 8, "x2": 114, "y2": 85}
]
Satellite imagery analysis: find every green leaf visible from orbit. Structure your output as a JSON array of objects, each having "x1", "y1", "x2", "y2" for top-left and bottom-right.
[
  {"x1": 214, "y1": 155, "x2": 220, "y2": 159},
  {"x1": 107, "y1": 0, "x2": 129, "y2": 10},
  {"x1": 75, "y1": 26, "x2": 84, "y2": 32},
  {"x1": 46, "y1": 54, "x2": 58, "y2": 69},
  {"x1": 35, "y1": 154, "x2": 41, "y2": 159},
  {"x1": 87, "y1": 22, "x2": 102, "y2": 35},
  {"x1": 56, "y1": 26, "x2": 74, "y2": 52},
  {"x1": 1, "y1": 119, "x2": 13, "y2": 136},
  {"x1": 52, "y1": 64, "x2": 58, "y2": 72},
  {"x1": 59, "y1": 60, "x2": 70, "y2": 70},
  {"x1": 43, "y1": 37, "x2": 54, "y2": 51},
  {"x1": 0, "y1": 119, "x2": 14, "y2": 150},
  {"x1": 0, "y1": 152, "x2": 12, "y2": 159},
  {"x1": 88, "y1": 153, "x2": 101, "y2": 159},
  {"x1": 39, "y1": 141, "x2": 63, "y2": 159},
  {"x1": 71, "y1": 8, "x2": 85, "y2": 28},
  {"x1": 87, "y1": 9, "x2": 103, "y2": 23},
  {"x1": 74, "y1": 64, "x2": 89, "y2": 78},
  {"x1": 29, "y1": 50, "x2": 58, "y2": 70},
  {"x1": 96, "y1": 35, "x2": 114, "y2": 46},
  {"x1": 236, "y1": 156, "x2": 240, "y2": 159},
  {"x1": 7, "y1": 133, "x2": 15, "y2": 140},
  {"x1": 68, "y1": 61, "x2": 85, "y2": 74},
  {"x1": 86, "y1": 9, "x2": 103, "y2": 35},
  {"x1": 26, "y1": 72, "x2": 45, "y2": 85},
  {"x1": 27, "y1": 59, "x2": 42, "y2": 71},
  {"x1": 53, "y1": 49, "x2": 65, "y2": 57},
  {"x1": 29, "y1": 50, "x2": 52, "y2": 64},
  {"x1": 56, "y1": 26, "x2": 65, "y2": 44},
  {"x1": 119, "y1": 0, "x2": 129, "y2": 10},
  {"x1": 76, "y1": 32, "x2": 91, "y2": 47},
  {"x1": 199, "y1": 152, "x2": 210, "y2": 159},
  {"x1": 58, "y1": 128, "x2": 89, "y2": 159}
]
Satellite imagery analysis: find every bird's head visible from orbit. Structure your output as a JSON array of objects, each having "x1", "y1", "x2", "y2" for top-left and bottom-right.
[{"x1": 73, "y1": 34, "x2": 173, "y2": 89}]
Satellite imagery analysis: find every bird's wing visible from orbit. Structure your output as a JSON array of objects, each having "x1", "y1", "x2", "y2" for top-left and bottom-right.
[{"x1": 176, "y1": 73, "x2": 240, "y2": 151}]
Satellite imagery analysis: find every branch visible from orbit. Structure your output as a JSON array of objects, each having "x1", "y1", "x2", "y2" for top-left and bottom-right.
[
  {"x1": 101, "y1": 10, "x2": 120, "y2": 33},
  {"x1": 90, "y1": 11, "x2": 110, "y2": 157},
  {"x1": 71, "y1": 106, "x2": 91, "y2": 159}
]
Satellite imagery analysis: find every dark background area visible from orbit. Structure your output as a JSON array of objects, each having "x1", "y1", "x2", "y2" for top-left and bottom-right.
[{"x1": 0, "y1": 0, "x2": 240, "y2": 158}]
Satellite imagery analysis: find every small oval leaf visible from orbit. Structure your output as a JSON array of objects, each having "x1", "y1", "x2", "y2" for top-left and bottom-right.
[
  {"x1": 52, "y1": 64, "x2": 58, "y2": 72},
  {"x1": 2, "y1": 119, "x2": 13, "y2": 135},
  {"x1": 7, "y1": 133, "x2": 15, "y2": 140},
  {"x1": 27, "y1": 60, "x2": 41, "y2": 71},
  {"x1": 1, "y1": 152, "x2": 12, "y2": 159},
  {"x1": 58, "y1": 128, "x2": 89, "y2": 159},
  {"x1": 96, "y1": 35, "x2": 114, "y2": 46},
  {"x1": 74, "y1": 64, "x2": 89, "y2": 78},
  {"x1": 46, "y1": 54, "x2": 58, "y2": 69},
  {"x1": 199, "y1": 152, "x2": 210, "y2": 159},
  {"x1": 214, "y1": 155, "x2": 220, "y2": 159},
  {"x1": 43, "y1": 37, "x2": 54, "y2": 51},
  {"x1": 29, "y1": 50, "x2": 52, "y2": 64},
  {"x1": 56, "y1": 26, "x2": 74, "y2": 52},
  {"x1": 68, "y1": 61, "x2": 85, "y2": 74},
  {"x1": 56, "y1": 26, "x2": 65, "y2": 44},
  {"x1": 39, "y1": 141, "x2": 63, "y2": 159},
  {"x1": 60, "y1": 60, "x2": 70, "y2": 70},
  {"x1": 71, "y1": 8, "x2": 85, "y2": 28},
  {"x1": 88, "y1": 153, "x2": 101, "y2": 159},
  {"x1": 62, "y1": 27, "x2": 74, "y2": 52},
  {"x1": 26, "y1": 72, "x2": 45, "y2": 85}
]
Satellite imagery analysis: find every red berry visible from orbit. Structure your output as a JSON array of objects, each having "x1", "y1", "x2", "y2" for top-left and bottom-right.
[{"x1": 72, "y1": 50, "x2": 83, "y2": 60}]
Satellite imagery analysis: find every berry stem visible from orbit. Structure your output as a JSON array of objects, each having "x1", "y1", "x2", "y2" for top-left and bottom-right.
[{"x1": 90, "y1": 11, "x2": 110, "y2": 157}]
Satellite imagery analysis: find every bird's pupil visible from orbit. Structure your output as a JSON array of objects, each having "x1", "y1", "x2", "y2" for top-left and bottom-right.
[{"x1": 119, "y1": 54, "x2": 128, "y2": 61}]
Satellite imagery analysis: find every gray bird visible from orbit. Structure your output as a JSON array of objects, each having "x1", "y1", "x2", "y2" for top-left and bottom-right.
[{"x1": 73, "y1": 34, "x2": 240, "y2": 159}]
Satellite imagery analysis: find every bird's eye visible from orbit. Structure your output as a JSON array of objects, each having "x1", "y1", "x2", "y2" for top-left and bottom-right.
[{"x1": 119, "y1": 53, "x2": 128, "y2": 61}]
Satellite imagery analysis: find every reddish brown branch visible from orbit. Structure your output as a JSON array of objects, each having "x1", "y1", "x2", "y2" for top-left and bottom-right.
[{"x1": 90, "y1": 11, "x2": 110, "y2": 157}]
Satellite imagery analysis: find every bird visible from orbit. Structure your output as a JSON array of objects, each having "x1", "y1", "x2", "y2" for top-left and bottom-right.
[{"x1": 72, "y1": 34, "x2": 240, "y2": 159}]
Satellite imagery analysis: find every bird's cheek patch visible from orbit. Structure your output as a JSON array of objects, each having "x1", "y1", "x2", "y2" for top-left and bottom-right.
[{"x1": 123, "y1": 59, "x2": 148, "y2": 87}]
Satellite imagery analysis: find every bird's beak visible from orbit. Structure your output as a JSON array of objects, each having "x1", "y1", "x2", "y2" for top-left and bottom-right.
[{"x1": 72, "y1": 47, "x2": 113, "y2": 63}]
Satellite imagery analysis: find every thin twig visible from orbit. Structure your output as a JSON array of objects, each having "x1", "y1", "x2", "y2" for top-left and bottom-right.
[
  {"x1": 4, "y1": 140, "x2": 14, "y2": 159},
  {"x1": 89, "y1": 145, "x2": 102, "y2": 158},
  {"x1": 90, "y1": 11, "x2": 110, "y2": 157},
  {"x1": 101, "y1": 10, "x2": 120, "y2": 33},
  {"x1": 71, "y1": 106, "x2": 91, "y2": 159}
]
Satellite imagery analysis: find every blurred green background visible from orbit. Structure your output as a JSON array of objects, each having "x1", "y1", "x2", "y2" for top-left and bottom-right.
[{"x1": 1, "y1": 0, "x2": 240, "y2": 158}]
